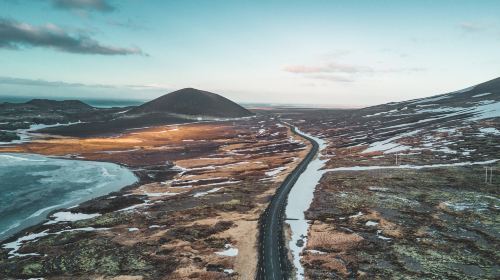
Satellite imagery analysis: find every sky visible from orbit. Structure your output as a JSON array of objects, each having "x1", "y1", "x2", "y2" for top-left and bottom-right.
[{"x1": 0, "y1": 0, "x2": 499, "y2": 107}]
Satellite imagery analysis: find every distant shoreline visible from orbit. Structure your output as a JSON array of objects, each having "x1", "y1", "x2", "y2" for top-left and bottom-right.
[{"x1": 0, "y1": 96, "x2": 146, "y2": 108}]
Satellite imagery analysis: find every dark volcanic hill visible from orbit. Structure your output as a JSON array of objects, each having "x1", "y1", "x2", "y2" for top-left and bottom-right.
[
  {"x1": 34, "y1": 88, "x2": 253, "y2": 137},
  {"x1": 127, "y1": 88, "x2": 253, "y2": 118}
]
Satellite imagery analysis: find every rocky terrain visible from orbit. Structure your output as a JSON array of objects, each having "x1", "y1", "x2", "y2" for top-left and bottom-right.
[
  {"x1": 0, "y1": 79, "x2": 498, "y2": 279},
  {"x1": 278, "y1": 77, "x2": 500, "y2": 279},
  {"x1": 0, "y1": 89, "x2": 304, "y2": 279},
  {"x1": 0, "y1": 114, "x2": 310, "y2": 279}
]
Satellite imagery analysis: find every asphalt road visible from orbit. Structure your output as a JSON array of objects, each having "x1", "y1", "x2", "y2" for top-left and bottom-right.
[{"x1": 257, "y1": 124, "x2": 320, "y2": 280}]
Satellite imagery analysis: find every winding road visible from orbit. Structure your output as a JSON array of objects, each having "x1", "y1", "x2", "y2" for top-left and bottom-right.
[{"x1": 257, "y1": 124, "x2": 320, "y2": 280}]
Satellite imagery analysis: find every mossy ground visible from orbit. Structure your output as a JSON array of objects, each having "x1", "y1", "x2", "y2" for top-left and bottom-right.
[{"x1": 304, "y1": 166, "x2": 499, "y2": 279}]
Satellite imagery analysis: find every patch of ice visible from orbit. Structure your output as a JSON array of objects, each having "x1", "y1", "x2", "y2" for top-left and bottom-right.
[
  {"x1": 193, "y1": 187, "x2": 223, "y2": 198},
  {"x1": 362, "y1": 129, "x2": 421, "y2": 154},
  {"x1": 411, "y1": 94, "x2": 452, "y2": 104},
  {"x1": 118, "y1": 201, "x2": 152, "y2": 212},
  {"x1": 443, "y1": 201, "x2": 488, "y2": 212},
  {"x1": 368, "y1": 186, "x2": 388, "y2": 192},
  {"x1": 265, "y1": 166, "x2": 288, "y2": 176},
  {"x1": 3, "y1": 227, "x2": 108, "y2": 258},
  {"x1": 479, "y1": 127, "x2": 500, "y2": 135},
  {"x1": 363, "y1": 109, "x2": 398, "y2": 118},
  {"x1": 3, "y1": 230, "x2": 49, "y2": 257},
  {"x1": 469, "y1": 101, "x2": 500, "y2": 120},
  {"x1": 128, "y1": 227, "x2": 139, "y2": 232},
  {"x1": 284, "y1": 126, "x2": 328, "y2": 280},
  {"x1": 306, "y1": 249, "x2": 327, "y2": 255},
  {"x1": 472, "y1": 92, "x2": 492, "y2": 98},
  {"x1": 215, "y1": 244, "x2": 238, "y2": 257},
  {"x1": 376, "y1": 230, "x2": 392, "y2": 240},
  {"x1": 0, "y1": 154, "x2": 47, "y2": 162},
  {"x1": 45, "y1": 212, "x2": 101, "y2": 225},
  {"x1": 349, "y1": 211, "x2": 363, "y2": 218},
  {"x1": 144, "y1": 191, "x2": 181, "y2": 197},
  {"x1": 198, "y1": 180, "x2": 239, "y2": 187},
  {"x1": 325, "y1": 159, "x2": 499, "y2": 172},
  {"x1": 435, "y1": 127, "x2": 458, "y2": 134}
]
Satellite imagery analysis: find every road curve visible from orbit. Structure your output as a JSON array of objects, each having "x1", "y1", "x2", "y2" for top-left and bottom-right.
[{"x1": 257, "y1": 124, "x2": 320, "y2": 280}]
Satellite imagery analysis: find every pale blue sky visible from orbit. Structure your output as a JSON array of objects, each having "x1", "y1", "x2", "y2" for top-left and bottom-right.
[{"x1": 0, "y1": 0, "x2": 499, "y2": 106}]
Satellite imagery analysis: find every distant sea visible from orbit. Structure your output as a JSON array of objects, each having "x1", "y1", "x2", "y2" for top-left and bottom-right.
[
  {"x1": 0, "y1": 96, "x2": 146, "y2": 108},
  {"x1": 0, "y1": 153, "x2": 137, "y2": 241}
]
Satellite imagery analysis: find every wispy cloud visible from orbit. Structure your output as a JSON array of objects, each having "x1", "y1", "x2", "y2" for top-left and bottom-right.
[
  {"x1": 284, "y1": 62, "x2": 373, "y2": 74},
  {"x1": 458, "y1": 22, "x2": 487, "y2": 33},
  {"x1": 0, "y1": 18, "x2": 146, "y2": 55},
  {"x1": 307, "y1": 74, "x2": 354, "y2": 83},
  {"x1": 0, "y1": 76, "x2": 170, "y2": 90},
  {"x1": 0, "y1": 76, "x2": 111, "y2": 88},
  {"x1": 107, "y1": 18, "x2": 146, "y2": 30},
  {"x1": 284, "y1": 61, "x2": 424, "y2": 82},
  {"x1": 51, "y1": 0, "x2": 115, "y2": 13}
]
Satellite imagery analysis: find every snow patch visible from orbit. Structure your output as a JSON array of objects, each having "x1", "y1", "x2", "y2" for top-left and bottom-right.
[
  {"x1": 193, "y1": 187, "x2": 224, "y2": 198},
  {"x1": 45, "y1": 212, "x2": 101, "y2": 225},
  {"x1": 472, "y1": 92, "x2": 492, "y2": 98},
  {"x1": 215, "y1": 244, "x2": 238, "y2": 257},
  {"x1": 265, "y1": 166, "x2": 288, "y2": 176}
]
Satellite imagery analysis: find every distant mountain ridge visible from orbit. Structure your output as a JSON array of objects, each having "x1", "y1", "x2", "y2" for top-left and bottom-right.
[
  {"x1": 25, "y1": 99, "x2": 94, "y2": 110},
  {"x1": 127, "y1": 88, "x2": 253, "y2": 118},
  {"x1": 362, "y1": 76, "x2": 500, "y2": 115},
  {"x1": 31, "y1": 88, "x2": 254, "y2": 137}
]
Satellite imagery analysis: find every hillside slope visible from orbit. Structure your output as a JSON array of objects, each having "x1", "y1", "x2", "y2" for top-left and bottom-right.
[
  {"x1": 127, "y1": 88, "x2": 253, "y2": 118},
  {"x1": 279, "y1": 77, "x2": 500, "y2": 279}
]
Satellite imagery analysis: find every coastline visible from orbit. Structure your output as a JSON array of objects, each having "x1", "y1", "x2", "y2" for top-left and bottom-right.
[{"x1": 0, "y1": 153, "x2": 140, "y2": 243}]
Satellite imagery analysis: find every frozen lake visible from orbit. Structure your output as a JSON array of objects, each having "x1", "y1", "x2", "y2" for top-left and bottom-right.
[{"x1": 0, "y1": 153, "x2": 137, "y2": 241}]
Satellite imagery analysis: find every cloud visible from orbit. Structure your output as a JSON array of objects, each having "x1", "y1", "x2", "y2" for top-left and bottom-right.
[
  {"x1": 458, "y1": 22, "x2": 487, "y2": 33},
  {"x1": 307, "y1": 74, "x2": 354, "y2": 83},
  {"x1": 107, "y1": 18, "x2": 146, "y2": 30},
  {"x1": 0, "y1": 76, "x2": 113, "y2": 88},
  {"x1": 0, "y1": 76, "x2": 172, "y2": 101},
  {"x1": 51, "y1": 0, "x2": 115, "y2": 13},
  {"x1": 0, "y1": 18, "x2": 146, "y2": 55},
  {"x1": 284, "y1": 61, "x2": 424, "y2": 83},
  {"x1": 284, "y1": 62, "x2": 374, "y2": 74},
  {"x1": 0, "y1": 76, "x2": 171, "y2": 91}
]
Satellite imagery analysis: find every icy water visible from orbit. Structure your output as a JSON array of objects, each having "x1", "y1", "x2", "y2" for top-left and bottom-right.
[
  {"x1": 0, "y1": 153, "x2": 137, "y2": 241},
  {"x1": 285, "y1": 127, "x2": 327, "y2": 280}
]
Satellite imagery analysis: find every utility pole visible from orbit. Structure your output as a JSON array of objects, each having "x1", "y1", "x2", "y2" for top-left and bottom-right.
[
  {"x1": 485, "y1": 167, "x2": 489, "y2": 183},
  {"x1": 484, "y1": 167, "x2": 495, "y2": 184},
  {"x1": 490, "y1": 167, "x2": 494, "y2": 184}
]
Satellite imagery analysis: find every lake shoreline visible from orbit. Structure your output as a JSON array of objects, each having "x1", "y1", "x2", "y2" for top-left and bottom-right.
[{"x1": 0, "y1": 153, "x2": 140, "y2": 244}]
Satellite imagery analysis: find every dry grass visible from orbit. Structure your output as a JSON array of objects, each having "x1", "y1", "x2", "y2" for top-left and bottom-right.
[
  {"x1": 307, "y1": 231, "x2": 363, "y2": 251},
  {"x1": 301, "y1": 254, "x2": 349, "y2": 277}
]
